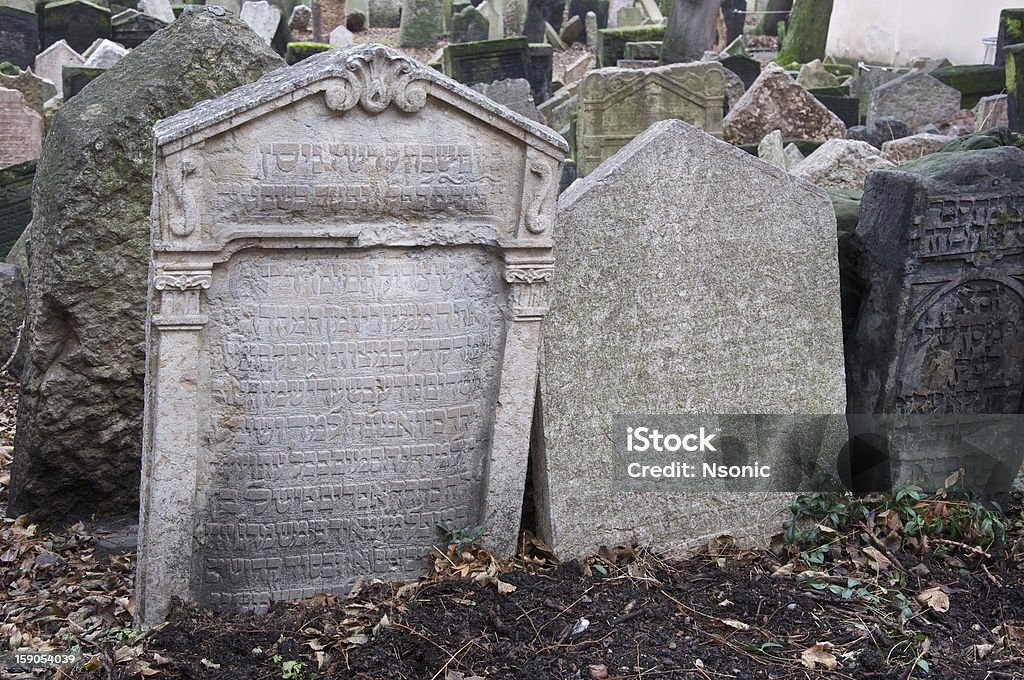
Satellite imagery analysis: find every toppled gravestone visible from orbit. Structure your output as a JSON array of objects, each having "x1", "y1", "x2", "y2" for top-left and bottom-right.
[
  {"x1": 538, "y1": 119, "x2": 846, "y2": 558},
  {"x1": 136, "y1": 43, "x2": 566, "y2": 624},
  {"x1": 8, "y1": 7, "x2": 286, "y2": 524},
  {"x1": 724, "y1": 62, "x2": 846, "y2": 145},
  {"x1": 792, "y1": 138, "x2": 896, "y2": 190}
]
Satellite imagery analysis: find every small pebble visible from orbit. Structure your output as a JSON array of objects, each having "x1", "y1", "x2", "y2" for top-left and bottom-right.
[
  {"x1": 587, "y1": 664, "x2": 608, "y2": 680},
  {"x1": 787, "y1": 603, "x2": 797, "y2": 610}
]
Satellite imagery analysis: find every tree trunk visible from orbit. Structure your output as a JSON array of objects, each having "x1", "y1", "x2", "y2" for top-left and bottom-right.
[
  {"x1": 660, "y1": 0, "x2": 721, "y2": 64},
  {"x1": 774, "y1": 0, "x2": 833, "y2": 64},
  {"x1": 755, "y1": 0, "x2": 791, "y2": 37}
]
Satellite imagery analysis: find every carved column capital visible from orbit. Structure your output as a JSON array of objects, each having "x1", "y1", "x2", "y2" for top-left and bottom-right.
[
  {"x1": 505, "y1": 263, "x2": 553, "y2": 320},
  {"x1": 152, "y1": 269, "x2": 212, "y2": 330}
]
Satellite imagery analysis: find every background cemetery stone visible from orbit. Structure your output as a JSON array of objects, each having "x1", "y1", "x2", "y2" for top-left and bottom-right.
[
  {"x1": 443, "y1": 37, "x2": 529, "y2": 87},
  {"x1": 369, "y1": 0, "x2": 402, "y2": 27},
  {"x1": 881, "y1": 133, "x2": 954, "y2": 164},
  {"x1": 33, "y1": 40, "x2": 83, "y2": 96},
  {"x1": 60, "y1": 63, "x2": 105, "y2": 100},
  {"x1": 0, "y1": 87, "x2": 42, "y2": 167},
  {"x1": 723, "y1": 62, "x2": 846, "y2": 145},
  {"x1": 0, "y1": 68, "x2": 57, "y2": 117},
  {"x1": 792, "y1": 138, "x2": 895, "y2": 190},
  {"x1": 0, "y1": 158, "x2": 33, "y2": 258},
  {"x1": 83, "y1": 39, "x2": 128, "y2": 68},
  {"x1": 136, "y1": 43, "x2": 566, "y2": 626},
  {"x1": 137, "y1": 0, "x2": 175, "y2": 24},
  {"x1": 399, "y1": 0, "x2": 443, "y2": 46},
  {"x1": 241, "y1": 0, "x2": 283, "y2": 43},
  {"x1": 576, "y1": 61, "x2": 725, "y2": 176},
  {"x1": 0, "y1": 261, "x2": 24, "y2": 365},
  {"x1": 472, "y1": 76, "x2": 542, "y2": 121},
  {"x1": 41, "y1": 0, "x2": 111, "y2": 54},
  {"x1": 539, "y1": 119, "x2": 846, "y2": 558},
  {"x1": 867, "y1": 71, "x2": 961, "y2": 132},
  {"x1": 8, "y1": 8, "x2": 285, "y2": 526},
  {"x1": 973, "y1": 94, "x2": 1008, "y2": 131},
  {"x1": 451, "y1": 5, "x2": 489, "y2": 44},
  {"x1": 0, "y1": 0, "x2": 38, "y2": 69},
  {"x1": 112, "y1": 10, "x2": 171, "y2": 49},
  {"x1": 847, "y1": 148, "x2": 1024, "y2": 494}
]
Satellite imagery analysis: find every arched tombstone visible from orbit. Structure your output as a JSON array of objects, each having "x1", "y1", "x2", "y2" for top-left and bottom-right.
[{"x1": 135, "y1": 43, "x2": 566, "y2": 626}]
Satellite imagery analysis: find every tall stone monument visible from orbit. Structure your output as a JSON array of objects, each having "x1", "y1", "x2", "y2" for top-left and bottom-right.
[
  {"x1": 136, "y1": 43, "x2": 566, "y2": 625},
  {"x1": 538, "y1": 119, "x2": 846, "y2": 558},
  {"x1": 576, "y1": 62, "x2": 725, "y2": 176}
]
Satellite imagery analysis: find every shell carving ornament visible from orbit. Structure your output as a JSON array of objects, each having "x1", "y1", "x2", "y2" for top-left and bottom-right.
[{"x1": 324, "y1": 46, "x2": 429, "y2": 114}]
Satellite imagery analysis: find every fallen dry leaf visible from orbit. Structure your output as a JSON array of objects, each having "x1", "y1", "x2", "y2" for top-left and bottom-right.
[
  {"x1": 801, "y1": 642, "x2": 838, "y2": 670},
  {"x1": 917, "y1": 586, "x2": 950, "y2": 613}
]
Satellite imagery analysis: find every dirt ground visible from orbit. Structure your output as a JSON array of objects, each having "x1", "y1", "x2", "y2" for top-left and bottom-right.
[{"x1": 0, "y1": 371, "x2": 1023, "y2": 679}]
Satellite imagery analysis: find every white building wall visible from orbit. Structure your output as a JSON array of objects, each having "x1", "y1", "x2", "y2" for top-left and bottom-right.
[{"x1": 826, "y1": 0, "x2": 1010, "y2": 66}]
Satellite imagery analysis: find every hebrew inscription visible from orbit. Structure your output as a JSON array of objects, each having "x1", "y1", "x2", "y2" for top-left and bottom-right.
[{"x1": 195, "y1": 248, "x2": 506, "y2": 608}]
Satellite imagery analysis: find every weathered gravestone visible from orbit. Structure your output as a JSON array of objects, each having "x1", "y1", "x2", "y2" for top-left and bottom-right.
[
  {"x1": 538, "y1": 119, "x2": 846, "y2": 557},
  {"x1": 451, "y1": 4, "x2": 489, "y2": 43},
  {"x1": 137, "y1": 0, "x2": 176, "y2": 24},
  {"x1": 33, "y1": 39, "x2": 82, "y2": 96},
  {"x1": 443, "y1": 37, "x2": 529, "y2": 87},
  {"x1": 846, "y1": 148, "x2": 1024, "y2": 495},
  {"x1": 112, "y1": 9, "x2": 170, "y2": 49},
  {"x1": 867, "y1": 72, "x2": 961, "y2": 132},
  {"x1": 527, "y1": 43, "x2": 552, "y2": 104},
  {"x1": 41, "y1": 0, "x2": 111, "y2": 54},
  {"x1": 61, "y1": 63, "x2": 105, "y2": 99},
  {"x1": 241, "y1": 0, "x2": 282, "y2": 44},
  {"x1": 8, "y1": 8, "x2": 286, "y2": 526},
  {"x1": 83, "y1": 38, "x2": 129, "y2": 68},
  {"x1": 0, "y1": 67, "x2": 57, "y2": 117},
  {"x1": 0, "y1": 158, "x2": 33, "y2": 257},
  {"x1": 719, "y1": 55, "x2": 760, "y2": 90},
  {"x1": 399, "y1": 0, "x2": 443, "y2": 46},
  {"x1": 0, "y1": 0, "x2": 38, "y2": 69},
  {"x1": 135, "y1": 43, "x2": 566, "y2": 625},
  {"x1": 576, "y1": 61, "x2": 724, "y2": 176},
  {"x1": 0, "y1": 87, "x2": 41, "y2": 167},
  {"x1": 791, "y1": 138, "x2": 894, "y2": 190}
]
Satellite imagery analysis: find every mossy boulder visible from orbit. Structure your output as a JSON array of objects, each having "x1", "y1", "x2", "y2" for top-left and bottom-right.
[{"x1": 9, "y1": 7, "x2": 286, "y2": 525}]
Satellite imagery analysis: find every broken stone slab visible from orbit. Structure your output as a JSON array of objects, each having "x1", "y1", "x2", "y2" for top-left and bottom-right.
[
  {"x1": 797, "y1": 58, "x2": 840, "y2": 90},
  {"x1": 845, "y1": 116, "x2": 911, "y2": 149},
  {"x1": 881, "y1": 133, "x2": 955, "y2": 164},
  {"x1": 757, "y1": 128, "x2": 787, "y2": 170},
  {"x1": 723, "y1": 62, "x2": 846, "y2": 145},
  {"x1": 82, "y1": 39, "x2": 129, "y2": 68},
  {"x1": 240, "y1": 0, "x2": 282, "y2": 43},
  {"x1": 973, "y1": 94, "x2": 1008, "y2": 132},
  {"x1": 471, "y1": 76, "x2": 543, "y2": 122},
  {"x1": 137, "y1": 0, "x2": 175, "y2": 24},
  {"x1": 792, "y1": 138, "x2": 896, "y2": 190},
  {"x1": 867, "y1": 71, "x2": 961, "y2": 132},
  {"x1": 0, "y1": 68, "x2": 57, "y2": 118},
  {"x1": 33, "y1": 40, "x2": 83, "y2": 97},
  {"x1": 0, "y1": 262, "x2": 25, "y2": 366},
  {"x1": 0, "y1": 87, "x2": 42, "y2": 168}
]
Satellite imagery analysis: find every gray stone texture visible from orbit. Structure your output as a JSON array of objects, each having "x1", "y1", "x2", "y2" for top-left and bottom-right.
[
  {"x1": 846, "y1": 148, "x2": 1024, "y2": 494},
  {"x1": 881, "y1": 133, "x2": 955, "y2": 164},
  {"x1": 0, "y1": 262, "x2": 25, "y2": 367},
  {"x1": 451, "y1": 4, "x2": 489, "y2": 44},
  {"x1": 8, "y1": 8, "x2": 286, "y2": 525},
  {"x1": 540, "y1": 119, "x2": 846, "y2": 558},
  {"x1": 974, "y1": 94, "x2": 1009, "y2": 132},
  {"x1": 723, "y1": 62, "x2": 845, "y2": 145},
  {"x1": 137, "y1": 0, "x2": 175, "y2": 23},
  {"x1": 845, "y1": 116, "x2": 911, "y2": 149},
  {"x1": 757, "y1": 128, "x2": 787, "y2": 170},
  {"x1": 796, "y1": 58, "x2": 839, "y2": 90},
  {"x1": 792, "y1": 138, "x2": 896, "y2": 190},
  {"x1": 82, "y1": 38, "x2": 128, "y2": 68},
  {"x1": 471, "y1": 77, "x2": 543, "y2": 122},
  {"x1": 867, "y1": 71, "x2": 962, "y2": 132},
  {"x1": 240, "y1": 0, "x2": 282, "y2": 43}
]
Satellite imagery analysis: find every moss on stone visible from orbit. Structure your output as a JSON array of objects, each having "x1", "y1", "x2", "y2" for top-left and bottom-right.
[
  {"x1": 285, "y1": 41, "x2": 335, "y2": 64},
  {"x1": 931, "y1": 64, "x2": 1005, "y2": 109},
  {"x1": 596, "y1": 24, "x2": 664, "y2": 68}
]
